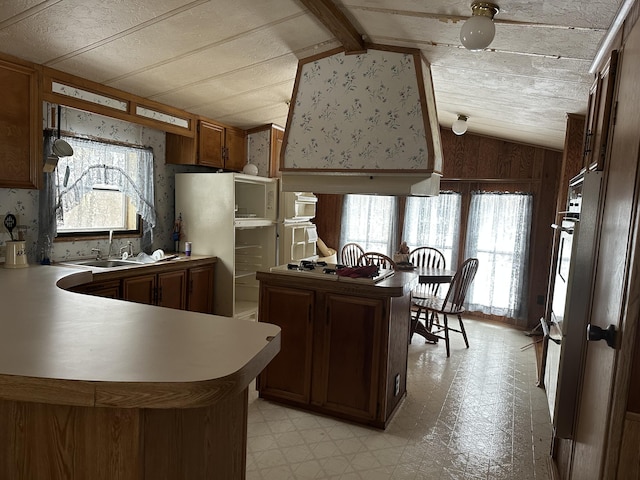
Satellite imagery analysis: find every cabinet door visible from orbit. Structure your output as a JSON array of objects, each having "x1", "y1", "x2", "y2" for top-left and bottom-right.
[
  {"x1": 225, "y1": 126, "x2": 246, "y2": 172},
  {"x1": 187, "y1": 265, "x2": 215, "y2": 314},
  {"x1": 258, "y1": 284, "x2": 314, "y2": 404},
  {"x1": 319, "y1": 294, "x2": 384, "y2": 421},
  {"x1": 71, "y1": 280, "x2": 121, "y2": 299},
  {"x1": 122, "y1": 274, "x2": 156, "y2": 305},
  {"x1": 583, "y1": 50, "x2": 618, "y2": 171},
  {"x1": 157, "y1": 270, "x2": 187, "y2": 309},
  {"x1": 269, "y1": 126, "x2": 284, "y2": 178},
  {"x1": 0, "y1": 58, "x2": 39, "y2": 189},
  {"x1": 198, "y1": 120, "x2": 224, "y2": 168}
]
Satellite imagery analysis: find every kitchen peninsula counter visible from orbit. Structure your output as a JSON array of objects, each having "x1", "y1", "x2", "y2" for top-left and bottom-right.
[
  {"x1": 0, "y1": 264, "x2": 280, "y2": 480},
  {"x1": 256, "y1": 267, "x2": 417, "y2": 429}
]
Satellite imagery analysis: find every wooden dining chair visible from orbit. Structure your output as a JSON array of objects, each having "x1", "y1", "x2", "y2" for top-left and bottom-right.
[
  {"x1": 340, "y1": 242, "x2": 365, "y2": 266},
  {"x1": 411, "y1": 257, "x2": 479, "y2": 357},
  {"x1": 359, "y1": 251, "x2": 397, "y2": 270},
  {"x1": 409, "y1": 247, "x2": 446, "y2": 298},
  {"x1": 409, "y1": 247, "x2": 446, "y2": 342}
]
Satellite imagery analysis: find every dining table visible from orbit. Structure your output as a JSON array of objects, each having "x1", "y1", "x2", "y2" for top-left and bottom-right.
[{"x1": 410, "y1": 266, "x2": 456, "y2": 343}]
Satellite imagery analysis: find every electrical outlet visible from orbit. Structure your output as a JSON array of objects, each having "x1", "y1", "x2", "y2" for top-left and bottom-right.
[{"x1": 394, "y1": 374, "x2": 400, "y2": 396}]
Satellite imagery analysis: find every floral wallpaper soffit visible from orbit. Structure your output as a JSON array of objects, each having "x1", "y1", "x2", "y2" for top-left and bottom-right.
[{"x1": 283, "y1": 47, "x2": 442, "y2": 172}]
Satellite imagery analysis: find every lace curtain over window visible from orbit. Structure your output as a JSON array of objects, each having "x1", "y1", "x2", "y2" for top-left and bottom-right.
[
  {"x1": 403, "y1": 192, "x2": 462, "y2": 268},
  {"x1": 39, "y1": 133, "x2": 156, "y2": 251},
  {"x1": 340, "y1": 195, "x2": 398, "y2": 256},
  {"x1": 464, "y1": 192, "x2": 533, "y2": 319}
]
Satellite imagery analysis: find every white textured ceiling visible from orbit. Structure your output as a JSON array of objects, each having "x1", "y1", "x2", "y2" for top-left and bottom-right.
[{"x1": 0, "y1": 0, "x2": 624, "y2": 150}]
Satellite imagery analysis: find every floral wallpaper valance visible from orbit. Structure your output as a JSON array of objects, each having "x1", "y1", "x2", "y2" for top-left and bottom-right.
[{"x1": 283, "y1": 47, "x2": 442, "y2": 172}]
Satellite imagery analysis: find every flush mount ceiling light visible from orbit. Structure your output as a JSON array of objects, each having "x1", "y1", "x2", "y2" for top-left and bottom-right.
[
  {"x1": 452, "y1": 115, "x2": 469, "y2": 135},
  {"x1": 460, "y1": 2, "x2": 500, "y2": 51}
]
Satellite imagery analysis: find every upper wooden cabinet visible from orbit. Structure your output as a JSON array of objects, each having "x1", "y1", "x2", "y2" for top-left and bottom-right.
[
  {"x1": 0, "y1": 55, "x2": 40, "y2": 189},
  {"x1": 198, "y1": 120, "x2": 225, "y2": 168},
  {"x1": 166, "y1": 119, "x2": 246, "y2": 171},
  {"x1": 583, "y1": 50, "x2": 618, "y2": 171}
]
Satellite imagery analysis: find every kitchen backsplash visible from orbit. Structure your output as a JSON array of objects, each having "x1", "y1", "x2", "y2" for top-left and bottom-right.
[{"x1": 0, "y1": 105, "x2": 197, "y2": 264}]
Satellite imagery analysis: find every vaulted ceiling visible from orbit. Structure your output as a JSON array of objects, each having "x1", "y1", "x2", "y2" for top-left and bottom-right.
[{"x1": 0, "y1": 0, "x2": 625, "y2": 150}]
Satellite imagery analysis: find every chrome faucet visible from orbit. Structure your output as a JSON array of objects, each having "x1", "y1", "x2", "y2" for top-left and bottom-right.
[
  {"x1": 91, "y1": 248, "x2": 102, "y2": 260},
  {"x1": 106, "y1": 230, "x2": 114, "y2": 259}
]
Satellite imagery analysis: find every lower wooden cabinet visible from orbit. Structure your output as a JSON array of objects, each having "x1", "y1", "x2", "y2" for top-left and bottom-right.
[
  {"x1": 186, "y1": 264, "x2": 215, "y2": 314},
  {"x1": 257, "y1": 281, "x2": 396, "y2": 428},
  {"x1": 258, "y1": 285, "x2": 314, "y2": 404},
  {"x1": 122, "y1": 270, "x2": 187, "y2": 309},
  {"x1": 70, "y1": 260, "x2": 215, "y2": 313},
  {"x1": 70, "y1": 279, "x2": 120, "y2": 298},
  {"x1": 319, "y1": 294, "x2": 383, "y2": 421}
]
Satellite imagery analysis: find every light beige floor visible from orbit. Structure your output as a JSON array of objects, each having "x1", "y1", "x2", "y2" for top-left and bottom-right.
[{"x1": 246, "y1": 317, "x2": 552, "y2": 479}]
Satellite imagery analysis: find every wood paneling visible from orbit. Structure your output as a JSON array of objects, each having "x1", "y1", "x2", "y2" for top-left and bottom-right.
[
  {"x1": 315, "y1": 194, "x2": 343, "y2": 252},
  {"x1": 0, "y1": 388, "x2": 248, "y2": 480}
]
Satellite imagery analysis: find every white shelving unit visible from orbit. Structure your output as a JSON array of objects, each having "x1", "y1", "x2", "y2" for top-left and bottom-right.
[
  {"x1": 279, "y1": 191, "x2": 318, "y2": 264},
  {"x1": 175, "y1": 173, "x2": 278, "y2": 319}
]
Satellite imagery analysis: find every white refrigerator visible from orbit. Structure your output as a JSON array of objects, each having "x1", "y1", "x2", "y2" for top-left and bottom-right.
[{"x1": 175, "y1": 172, "x2": 278, "y2": 319}]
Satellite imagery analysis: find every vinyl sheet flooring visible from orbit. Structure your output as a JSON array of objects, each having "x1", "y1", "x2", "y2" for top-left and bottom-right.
[{"x1": 246, "y1": 316, "x2": 552, "y2": 479}]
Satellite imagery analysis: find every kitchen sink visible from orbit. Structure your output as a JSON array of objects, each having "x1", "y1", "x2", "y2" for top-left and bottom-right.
[{"x1": 62, "y1": 259, "x2": 142, "y2": 269}]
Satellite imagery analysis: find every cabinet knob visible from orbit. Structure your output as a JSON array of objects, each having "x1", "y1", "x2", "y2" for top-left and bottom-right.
[{"x1": 586, "y1": 323, "x2": 617, "y2": 349}]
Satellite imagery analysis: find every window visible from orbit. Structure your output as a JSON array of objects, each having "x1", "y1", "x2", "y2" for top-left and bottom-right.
[
  {"x1": 340, "y1": 194, "x2": 398, "y2": 255},
  {"x1": 403, "y1": 192, "x2": 462, "y2": 268},
  {"x1": 53, "y1": 135, "x2": 156, "y2": 245},
  {"x1": 464, "y1": 192, "x2": 533, "y2": 319}
]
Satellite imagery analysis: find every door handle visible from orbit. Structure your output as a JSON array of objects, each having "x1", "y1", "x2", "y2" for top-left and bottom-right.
[{"x1": 586, "y1": 323, "x2": 617, "y2": 349}]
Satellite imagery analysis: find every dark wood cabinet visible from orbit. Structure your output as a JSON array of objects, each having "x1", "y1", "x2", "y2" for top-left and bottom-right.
[
  {"x1": 225, "y1": 126, "x2": 247, "y2": 172},
  {"x1": 318, "y1": 294, "x2": 383, "y2": 421},
  {"x1": 583, "y1": 50, "x2": 618, "y2": 171},
  {"x1": 166, "y1": 119, "x2": 246, "y2": 171},
  {"x1": 0, "y1": 55, "x2": 40, "y2": 189},
  {"x1": 123, "y1": 270, "x2": 186, "y2": 308},
  {"x1": 70, "y1": 279, "x2": 121, "y2": 298},
  {"x1": 186, "y1": 264, "x2": 215, "y2": 314},
  {"x1": 157, "y1": 270, "x2": 187, "y2": 309},
  {"x1": 259, "y1": 285, "x2": 314, "y2": 404},
  {"x1": 122, "y1": 273, "x2": 156, "y2": 305},
  {"x1": 198, "y1": 121, "x2": 225, "y2": 168},
  {"x1": 71, "y1": 260, "x2": 216, "y2": 313},
  {"x1": 257, "y1": 271, "x2": 410, "y2": 428}
]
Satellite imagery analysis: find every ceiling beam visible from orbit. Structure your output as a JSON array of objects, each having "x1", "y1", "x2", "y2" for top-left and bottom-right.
[{"x1": 299, "y1": 0, "x2": 365, "y2": 54}]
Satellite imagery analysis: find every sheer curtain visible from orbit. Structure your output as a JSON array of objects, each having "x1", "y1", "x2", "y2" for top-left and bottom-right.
[
  {"x1": 403, "y1": 192, "x2": 462, "y2": 268},
  {"x1": 340, "y1": 194, "x2": 398, "y2": 255},
  {"x1": 52, "y1": 135, "x2": 156, "y2": 250},
  {"x1": 465, "y1": 192, "x2": 533, "y2": 319}
]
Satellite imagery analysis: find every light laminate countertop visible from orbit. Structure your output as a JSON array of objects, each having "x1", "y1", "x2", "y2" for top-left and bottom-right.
[{"x1": 0, "y1": 264, "x2": 280, "y2": 409}]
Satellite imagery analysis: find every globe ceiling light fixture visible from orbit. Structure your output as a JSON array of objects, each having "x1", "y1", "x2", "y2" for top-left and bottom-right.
[
  {"x1": 460, "y1": 2, "x2": 500, "y2": 51},
  {"x1": 452, "y1": 115, "x2": 469, "y2": 136}
]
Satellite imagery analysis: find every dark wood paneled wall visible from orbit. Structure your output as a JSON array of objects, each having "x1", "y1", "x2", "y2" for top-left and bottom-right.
[{"x1": 315, "y1": 127, "x2": 571, "y2": 329}]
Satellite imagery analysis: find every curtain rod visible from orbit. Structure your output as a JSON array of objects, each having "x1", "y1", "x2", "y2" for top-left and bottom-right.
[{"x1": 44, "y1": 128, "x2": 153, "y2": 152}]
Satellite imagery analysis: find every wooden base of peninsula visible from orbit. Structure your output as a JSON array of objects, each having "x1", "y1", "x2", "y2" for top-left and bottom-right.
[
  {"x1": 0, "y1": 388, "x2": 249, "y2": 480},
  {"x1": 256, "y1": 270, "x2": 416, "y2": 429}
]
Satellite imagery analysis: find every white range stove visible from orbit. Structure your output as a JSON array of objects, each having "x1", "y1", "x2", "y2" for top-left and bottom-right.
[{"x1": 269, "y1": 260, "x2": 395, "y2": 284}]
